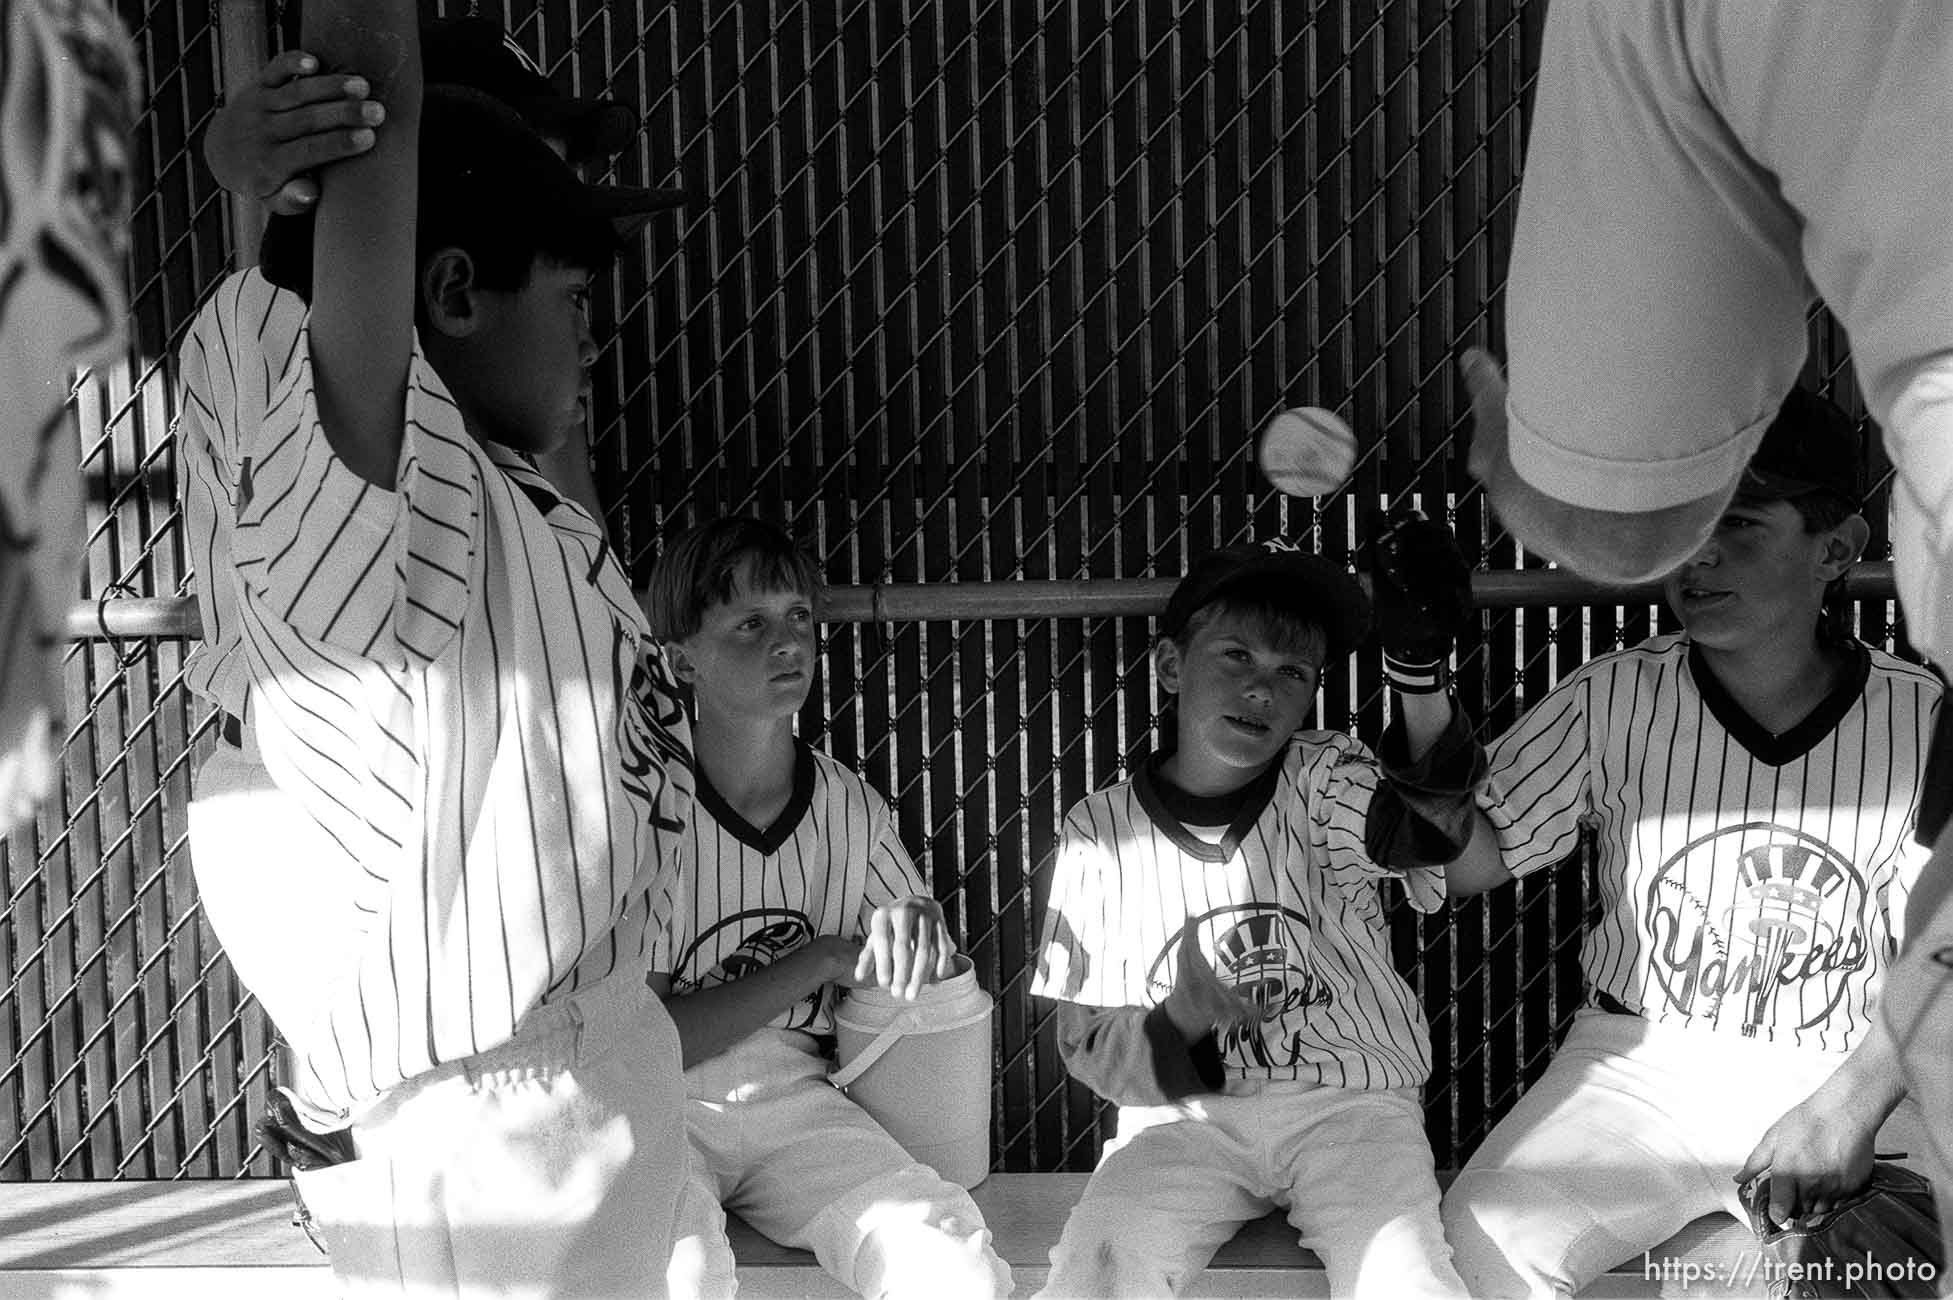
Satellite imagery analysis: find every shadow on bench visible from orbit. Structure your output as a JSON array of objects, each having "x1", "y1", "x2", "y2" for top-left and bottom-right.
[{"x1": 0, "y1": 1175, "x2": 1764, "y2": 1298}]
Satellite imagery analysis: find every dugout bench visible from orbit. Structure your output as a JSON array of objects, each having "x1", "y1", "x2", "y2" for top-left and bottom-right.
[{"x1": 0, "y1": 1174, "x2": 1764, "y2": 1298}]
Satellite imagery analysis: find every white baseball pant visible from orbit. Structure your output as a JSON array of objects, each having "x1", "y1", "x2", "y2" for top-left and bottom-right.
[
  {"x1": 668, "y1": 1028, "x2": 1010, "y2": 1300},
  {"x1": 1443, "y1": 1009, "x2": 1931, "y2": 1300},
  {"x1": 1037, "y1": 1079, "x2": 1466, "y2": 1299}
]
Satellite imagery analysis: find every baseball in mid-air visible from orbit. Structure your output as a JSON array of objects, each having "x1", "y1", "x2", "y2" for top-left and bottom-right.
[{"x1": 1257, "y1": 407, "x2": 1358, "y2": 498}]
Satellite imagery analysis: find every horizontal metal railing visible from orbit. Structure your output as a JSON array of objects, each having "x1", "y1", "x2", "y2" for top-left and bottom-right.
[{"x1": 60, "y1": 563, "x2": 1903, "y2": 640}]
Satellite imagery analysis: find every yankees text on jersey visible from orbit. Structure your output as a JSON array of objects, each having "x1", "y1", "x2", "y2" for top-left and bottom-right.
[{"x1": 1479, "y1": 632, "x2": 1941, "y2": 1052}]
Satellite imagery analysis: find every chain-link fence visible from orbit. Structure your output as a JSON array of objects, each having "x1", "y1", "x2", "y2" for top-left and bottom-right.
[{"x1": 2, "y1": 0, "x2": 1909, "y2": 1182}]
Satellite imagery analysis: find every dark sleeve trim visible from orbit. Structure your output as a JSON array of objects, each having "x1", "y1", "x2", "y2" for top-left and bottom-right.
[{"x1": 1142, "y1": 1005, "x2": 1226, "y2": 1099}]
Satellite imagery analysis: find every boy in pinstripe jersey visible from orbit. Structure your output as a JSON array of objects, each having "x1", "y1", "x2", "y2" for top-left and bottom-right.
[
  {"x1": 1441, "y1": 389, "x2": 1944, "y2": 1298},
  {"x1": 642, "y1": 518, "x2": 1011, "y2": 1300},
  {"x1": 179, "y1": 3, "x2": 699, "y2": 1294},
  {"x1": 177, "y1": 22, "x2": 684, "y2": 1116},
  {"x1": 1031, "y1": 527, "x2": 1486, "y2": 1298}
]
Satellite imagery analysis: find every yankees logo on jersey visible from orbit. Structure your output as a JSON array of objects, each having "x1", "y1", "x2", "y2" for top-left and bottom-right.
[
  {"x1": 651, "y1": 741, "x2": 925, "y2": 1038},
  {"x1": 1480, "y1": 632, "x2": 1941, "y2": 1051},
  {"x1": 1032, "y1": 734, "x2": 1444, "y2": 1090}
]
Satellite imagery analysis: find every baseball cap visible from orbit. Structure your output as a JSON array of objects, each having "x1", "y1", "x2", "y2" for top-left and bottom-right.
[
  {"x1": 1737, "y1": 387, "x2": 1865, "y2": 511},
  {"x1": 1160, "y1": 539, "x2": 1371, "y2": 659},
  {"x1": 261, "y1": 86, "x2": 680, "y2": 300},
  {"x1": 424, "y1": 17, "x2": 644, "y2": 173}
]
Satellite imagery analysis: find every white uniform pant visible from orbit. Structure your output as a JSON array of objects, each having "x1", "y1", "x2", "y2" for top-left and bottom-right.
[
  {"x1": 667, "y1": 1029, "x2": 1010, "y2": 1300},
  {"x1": 1038, "y1": 1080, "x2": 1466, "y2": 1299},
  {"x1": 292, "y1": 973, "x2": 688, "y2": 1298},
  {"x1": 1442, "y1": 1010, "x2": 1930, "y2": 1300}
]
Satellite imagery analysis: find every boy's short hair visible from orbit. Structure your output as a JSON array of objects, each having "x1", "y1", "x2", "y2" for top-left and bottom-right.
[
  {"x1": 1160, "y1": 540, "x2": 1370, "y2": 662},
  {"x1": 644, "y1": 517, "x2": 825, "y2": 642}
]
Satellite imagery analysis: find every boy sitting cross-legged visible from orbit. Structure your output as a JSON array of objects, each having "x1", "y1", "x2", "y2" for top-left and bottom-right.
[
  {"x1": 1032, "y1": 527, "x2": 1485, "y2": 1299},
  {"x1": 643, "y1": 517, "x2": 1013, "y2": 1300}
]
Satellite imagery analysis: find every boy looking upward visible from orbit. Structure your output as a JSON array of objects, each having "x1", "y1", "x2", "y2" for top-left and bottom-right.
[
  {"x1": 1031, "y1": 524, "x2": 1484, "y2": 1298},
  {"x1": 643, "y1": 518, "x2": 1011, "y2": 1300}
]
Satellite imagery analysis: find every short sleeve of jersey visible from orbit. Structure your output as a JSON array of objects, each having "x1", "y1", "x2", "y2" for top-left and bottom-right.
[
  {"x1": 177, "y1": 270, "x2": 302, "y2": 713},
  {"x1": 853, "y1": 783, "x2": 929, "y2": 936},
  {"x1": 1030, "y1": 801, "x2": 1136, "y2": 1008},
  {"x1": 1478, "y1": 670, "x2": 1594, "y2": 879},
  {"x1": 230, "y1": 313, "x2": 482, "y2": 667},
  {"x1": 1295, "y1": 733, "x2": 1446, "y2": 913}
]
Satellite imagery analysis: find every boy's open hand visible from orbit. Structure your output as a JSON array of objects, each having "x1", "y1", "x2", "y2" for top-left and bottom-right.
[
  {"x1": 852, "y1": 896, "x2": 958, "y2": 1001},
  {"x1": 205, "y1": 50, "x2": 384, "y2": 214},
  {"x1": 1161, "y1": 923, "x2": 1259, "y2": 1044}
]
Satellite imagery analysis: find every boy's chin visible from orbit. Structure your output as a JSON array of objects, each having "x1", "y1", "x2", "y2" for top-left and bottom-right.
[{"x1": 1207, "y1": 729, "x2": 1290, "y2": 772}]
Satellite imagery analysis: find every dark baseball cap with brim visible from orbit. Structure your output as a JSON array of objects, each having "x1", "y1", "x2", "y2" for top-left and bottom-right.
[
  {"x1": 1737, "y1": 387, "x2": 1866, "y2": 512},
  {"x1": 425, "y1": 16, "x2": 658, "y2": 175},
  {"x1": 261, "y1": 86, "x2": 682, "y2": 301},
  {"x1": 1161, "y1": 540, "x2": 1372, "y2": 659}
]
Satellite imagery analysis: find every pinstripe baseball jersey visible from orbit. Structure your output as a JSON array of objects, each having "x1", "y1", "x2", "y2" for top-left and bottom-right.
[
  {"x1": 1032, "y1": 733, "x2": 1445, "y2": 1090},
  {"x1": 1479, "y1": 631, "x2": 1941, "y2": 1052},
  {"x1": 650, "y1": 741, "x2": 925, "y2": 1037},
  {"x1": 178, "y1": 269, "x2": 296, "y2": 718},
  {"x1": 190, "y1": 274, "x2": 694, "y2": 1121}
]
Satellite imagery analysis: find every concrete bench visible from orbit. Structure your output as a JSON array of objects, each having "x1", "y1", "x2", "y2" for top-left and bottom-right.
[{"x1": 0, "y1": 1174, "x2": 1764, "y2": 1298}]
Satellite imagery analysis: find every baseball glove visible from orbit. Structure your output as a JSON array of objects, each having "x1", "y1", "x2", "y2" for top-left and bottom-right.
[
  {"x1": 1740, "y1": 1161, "x2": 1944, "y2": 1299},
  {"x1": 1364, "y1": 506, "x2": 1473, "y2": 691}
]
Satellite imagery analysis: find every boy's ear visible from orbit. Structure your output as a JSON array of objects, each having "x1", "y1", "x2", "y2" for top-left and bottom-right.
[
  {"x1": 663, "y1": 639, "x2": 699, "y2": 686},
  {"x1": 1153, "y1": 636, "x2": 1184, "y2": 695},
  {"x1": 419, "y1": 248, "x2": 484, "y2": 339},
  {"x1": 1817, "y1": 513, "x2": 1872, "y2": 580}
]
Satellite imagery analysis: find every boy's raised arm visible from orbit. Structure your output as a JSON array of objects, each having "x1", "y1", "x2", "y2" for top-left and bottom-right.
[{"x1": 303, "y1": 0, "x2": 421, "y2": 487}]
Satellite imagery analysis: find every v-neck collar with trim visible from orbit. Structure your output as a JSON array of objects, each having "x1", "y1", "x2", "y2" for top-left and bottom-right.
[
  {"x1": 695, "y1": 738, "x2": 816, "y2": 854},
  {"x1": 1132, "y1": 751, "x2": 1282, "y2": 862},
  {"x1": 1687, "y1": 639, "x2": 1870, "y2": 767}
]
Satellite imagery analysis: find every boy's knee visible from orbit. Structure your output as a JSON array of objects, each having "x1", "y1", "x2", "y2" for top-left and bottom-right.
[
  {"x1": 847, "y1": 1199, "x2": 1011, "y2": 1300},
  {"x1": 1041, "y1": 1203, "x2": 1193, "y2": 1298},
  {"x1": 666, "y1": 1229, "x2": 738, "y2": 1300},
  {"x1": 1441, "y1": 1168, "x2": 1580, "y2": 1300}
]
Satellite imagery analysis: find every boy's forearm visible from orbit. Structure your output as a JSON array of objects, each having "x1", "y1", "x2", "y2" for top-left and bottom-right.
[
  {"x1": 303, "y1": 0, "x2": 420, "y2": 487},
  {"x1": 1053, "y1": 1002, "x2": 1224, "y2": 1106},
  {"x1": 1395, "y1": 690, "x2": 1456, "y2": 762},
  {"x1": 656, "y1": 946, "x2": 838, "y2": 1070}
]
